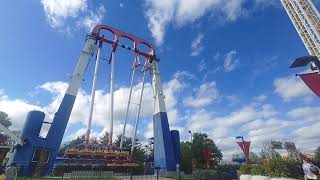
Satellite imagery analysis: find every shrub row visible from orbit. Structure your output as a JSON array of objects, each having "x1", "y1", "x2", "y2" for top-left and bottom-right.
[
  {"x1": 193, "y1": 169, "x2": 233, "y2": 180},
  {"x1": 239, "y1": 157, "x2": 303, "y2": 178}
]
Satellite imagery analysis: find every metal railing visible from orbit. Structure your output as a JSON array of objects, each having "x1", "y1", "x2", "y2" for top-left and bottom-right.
[{"x1": 0, "y1": 165, "x2": 169, "y2": 180}]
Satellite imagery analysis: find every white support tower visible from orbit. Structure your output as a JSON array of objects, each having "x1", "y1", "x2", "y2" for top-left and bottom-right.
[{"x1": 281, "y1": 0, "x2": 320, "y2": 59}]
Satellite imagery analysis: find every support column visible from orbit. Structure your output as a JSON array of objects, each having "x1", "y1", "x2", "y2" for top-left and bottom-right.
[
  {"x1": 85, "y1": 41, "x2": 102, "y2": 145},
  {"x1": 151, "y1": 59, "x2": 176, "y2": 172},
  {"x1": 109, "y1": 50, "x2": 115, "y2": 147}
]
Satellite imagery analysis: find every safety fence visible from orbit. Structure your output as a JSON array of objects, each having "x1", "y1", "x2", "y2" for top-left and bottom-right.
[
  {"x1": 17, "y1": 175, "x2": 165, "y2": 180},
  {"x1": 1, "y1": 165, "x2": 241, "y2": 180},
  {"x1": 0, "y1": 165, "x2": 244, "y2": 180},
  {"x1": 0, "y1": 165, "x2": 175, "y2": 180}
]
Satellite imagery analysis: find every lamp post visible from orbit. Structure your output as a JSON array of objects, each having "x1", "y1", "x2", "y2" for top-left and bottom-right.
[
  {"x1": 290, "y1": 56, "x2": 320, "y2": 97},
  {"x1": 188, "y1": 130, "x2": 192, "y2": 144},
  {"x1": 290, "y1": 55, "x2": 320, "y2": 70},
  {"x1": 188, "y1": 130, "x2": 195, "y2": 174}
]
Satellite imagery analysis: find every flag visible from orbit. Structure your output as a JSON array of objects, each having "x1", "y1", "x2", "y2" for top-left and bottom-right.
[
  {"x1": 202, "y1": 149, "x2": 211, "y2": 162},
  {"x1": 299, "y1": 72, "x2": 320, "y2": 97},
  {"x1": 237, "y1": 141, "x2": 251, "y2": 161}
]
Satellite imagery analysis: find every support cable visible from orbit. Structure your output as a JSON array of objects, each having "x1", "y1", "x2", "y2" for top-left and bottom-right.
[
  {"x1": 120, "y1": 53, "x2": 140, "y2": 150},
  {"x1": 130, "y1": 60, "x2": 148, "y2": 159}
]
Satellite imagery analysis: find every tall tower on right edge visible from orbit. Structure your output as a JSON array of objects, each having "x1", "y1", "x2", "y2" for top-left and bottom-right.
[{"x1": 281, "y1": 0, "x2": 320, "y2": 59}]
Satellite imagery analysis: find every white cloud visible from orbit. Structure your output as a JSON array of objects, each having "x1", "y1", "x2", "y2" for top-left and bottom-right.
[
  {"x1": 144, "y1": 0, "x2": 278, "y2": 46},
  {"x1": 173, "y1": 70, "x2": 196, "y2": 80},
  {"x1": 66, "y1": 128, "x2": 87, "y2": 141},
  {"x1": 0, "y1": 96, "x2": 44, "y2": 130},
  {"x1": 144, "y1": 0, "x2": 246, "y2": 45},
  {"x1": 78, "y1": 5, "x2": 106, "y2": 32},
  {"x1": 254, "y1": 94, "x2": 267, "y2": 102},
  {"x1": 226, "y1": 95, "x2": 240, "y2": 106},
  {"x1": 41, "y1": 0, "x2": 87, "y2": 28},
  {"x1": 144, "y1": 122, "x2": 153, "y2": 139},
  {"x1": 214, "y1": 106, "x2": 261, "y2": 127},
  {"x1": 254, "y1": 0, "x2": 278, "y2": 7},
  {"x1": 190, "y1": 33, "x2": 204, "y2": 57},
  {"x1": 144, "y1": 0, "x2": 177, "y2": 45},
  {"x1": 198, "y1": 59, "x2": 207, "y2": 72},
  {"x1": 183, "y1": 81, "x2": 219, "y2": 108},
  {"x1": 252, "y1": 56, "x2": 278, "y2": 77},
  {"x1": 287, "y1": 106, "x2": 320, "y2": 122},
  {"x1": 222, "y1": 0, "x2": 246, "y2": 21},
  {"x1": 41, "y1": 0, "x2": 105, "y2": 32},
  {"x1": 184, "y1": 102, "x2": 283, "y2": 156},
  {"x1": 273, "y1": 75, "x2": 315, "y2": 102},
  {"x1": 223, "y1": 50, "x2": 239, "y2": 72}
]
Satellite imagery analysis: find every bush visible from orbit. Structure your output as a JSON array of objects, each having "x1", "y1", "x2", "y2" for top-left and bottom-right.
[
  {"x1": 251, "y1": 164, "x2": 266, "y2": 176},
  {"x1": 264, "y1": 157, "x2": 290, "y2": 177},
  {"x1": 217, "y1": 164, "x2": 241, "y2": 171},
  {"x1": 194, "y1": 169, "x2": 232, "y2": 180},
  {"x1": 240, "y1": 164, "x2": 252, "y2": 175},
  {"x1": 239, "y1": 158, "x2": 304, "y2": 178},
  {"x1": 284, "y1": 159, "x2": 303, "y2": 178}
]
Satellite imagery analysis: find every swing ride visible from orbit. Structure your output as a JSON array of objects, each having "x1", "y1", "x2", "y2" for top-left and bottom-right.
[{"x1": 1, "y1": 24, "x2": 180, "y2": 176}]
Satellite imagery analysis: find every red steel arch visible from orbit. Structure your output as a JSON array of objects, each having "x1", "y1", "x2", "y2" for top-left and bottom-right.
[{"x1": 92, "y1": 24, "x2": 155, "y2": 59}]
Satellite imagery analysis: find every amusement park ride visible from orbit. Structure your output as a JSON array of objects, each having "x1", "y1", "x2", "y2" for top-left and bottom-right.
[
  {"x1": 281, "y1": 0, "x2": 320, "y2": 95},
  {"x1": 0, "y1": 24, "x2": 181, "y2": 176},
  {"x1": 2, "y1": 0, "x2": 318, "y2": 177}
]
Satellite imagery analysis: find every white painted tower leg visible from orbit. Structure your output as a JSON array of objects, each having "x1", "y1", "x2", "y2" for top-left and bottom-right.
[
  {"x1": 85, "y1": 43, "x2": 102, "y2": 145},
  {"x1": 109, "y1": 50, "x2": 115, "y2": 147}
]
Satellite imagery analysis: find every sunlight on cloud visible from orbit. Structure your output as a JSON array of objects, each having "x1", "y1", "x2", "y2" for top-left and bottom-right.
[
  {"x1": 0, "y1": 94, "x2": 45, "y2": 130},
  {"x1": 144, "y1": 0, "x2": 279, "y2": 46},
  {"x1": 144, "y1": 0, "x2": 246, "y2": 46},
  {"x1": 78, "y1": 5, "x2": 106, "y2": 32},
  {"x1": 190, "y1": 33, "x2": 204, "y2": 57},
  {"x1": 273, "y1": 75, "x2": 315, "y2": 102},
  {"x1": 223, "y1": 50, "x2": 239, "y2": 72},
  {"x1": 183, "y1": 81, "x2": 219, "y2": 108},
  {"x1": 41, "y1": 0, "x2": 105, "y2": 33}
]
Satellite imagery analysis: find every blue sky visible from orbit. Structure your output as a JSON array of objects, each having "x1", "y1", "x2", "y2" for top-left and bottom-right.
[{"x1": 1, "y1": 0, "x2": 320, "y2": 159}]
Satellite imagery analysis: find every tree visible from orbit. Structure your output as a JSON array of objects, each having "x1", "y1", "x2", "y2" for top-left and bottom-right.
[
  {"x1": 91, "y1": 137, "x2": 99, "y2": 146},
  {"x1": 114, "y1": 135, "x2": 132, "y2": 151},
  {"x1": 191, "y1": 133, "x2": 222, "y2": 168},
  {"x1": 315, "y1": 146, "x2": 320, "y2": 163},
  {"x1": 180, "y1": 142, "x2": 193, "y2": 173},
  {"x1": 98, "y1": 131, "x2": 109, "y2": 147},
  {"x1": 260, "y1": 140, "x2": 281, "y2": 160},
  {"x1": 58, "y1": 135, "x2": 85, "y2": 156},
  {"x1": 0, "y1": 111, "x2": 11, "y2": 128},
  {"x1": 249, "y1": 152, "x2": 263, "y2": 163},
  {"x1": 0, "y1": 111, "x2": 12, "y2": 145},
  {"x1": 114, "y1": 135, "x2": 146, "y2": 162}
]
